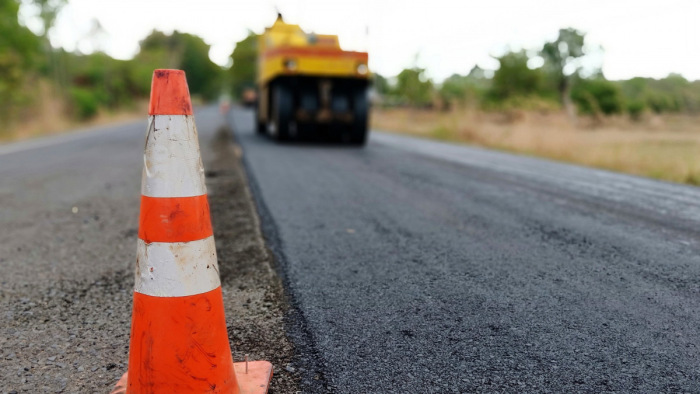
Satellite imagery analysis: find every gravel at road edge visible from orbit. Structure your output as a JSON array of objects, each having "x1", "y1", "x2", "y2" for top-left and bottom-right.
[{"x1": 207, "y1": 125, "x2": 300, "y2": 393}]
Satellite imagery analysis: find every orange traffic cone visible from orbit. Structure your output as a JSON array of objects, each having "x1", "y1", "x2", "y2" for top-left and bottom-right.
[{"x1": 112, "y1": 69, "x2": 272, "y2": 393}]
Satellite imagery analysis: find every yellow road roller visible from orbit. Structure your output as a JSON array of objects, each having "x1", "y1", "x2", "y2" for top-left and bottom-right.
[{"x1": 256, "y1": 14, "x2": 370, "y2": 144}]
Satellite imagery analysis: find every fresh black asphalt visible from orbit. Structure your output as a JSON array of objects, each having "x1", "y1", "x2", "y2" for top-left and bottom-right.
[{"x1": 230, "y1": 107, "x2": 700, "y2": 393}]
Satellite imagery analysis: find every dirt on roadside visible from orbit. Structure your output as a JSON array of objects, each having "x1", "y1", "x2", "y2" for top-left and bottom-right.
[{"x1": 206, "y1": 125, "x2": 301, "y2": 394}]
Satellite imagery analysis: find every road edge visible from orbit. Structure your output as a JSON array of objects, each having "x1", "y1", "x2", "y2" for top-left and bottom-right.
[{"x1": 228, "y1": 113, "x2": 333, "y2": 392}]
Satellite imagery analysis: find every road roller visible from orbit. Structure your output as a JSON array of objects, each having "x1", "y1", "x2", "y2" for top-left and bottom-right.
[{"x1": 256, "y1": 14, "x2": 370, "y2": 145}]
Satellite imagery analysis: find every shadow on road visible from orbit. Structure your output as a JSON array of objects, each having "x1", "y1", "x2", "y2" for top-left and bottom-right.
[{"x1": 228, "y1": 106, "x2": 368, "y2": 149}]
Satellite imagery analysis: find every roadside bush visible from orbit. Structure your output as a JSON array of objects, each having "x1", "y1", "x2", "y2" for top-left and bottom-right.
[
  {"x1": 571, "y1": 79, "x2": 623, "y2": 115},
  {"x1": 439, "y1": 68, "x2": 489, "y2": 108},
  {"x1": 626, "y1": 100, "x2": 646, "y2": 120},
  {"x1": 489, "y1": 51, "x2": 545, "y2": 101},
  {"x1": 393, "y1": 67, "x2": 434, "y2": 107},
  {"x1": 647, "y1": 93, "x2": 679, "y2": 113},
  {"x1": 69, "y1": 87, "x2": 100, "y2": 119}
]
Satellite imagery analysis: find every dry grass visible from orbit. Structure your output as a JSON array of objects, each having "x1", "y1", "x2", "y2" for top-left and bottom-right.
[
  {"x1": 1, "y1": 81, "x2": 146, "y2": 144},
  {"x1": 371, "y1": 107, "x2": 700, "y2": 185}
]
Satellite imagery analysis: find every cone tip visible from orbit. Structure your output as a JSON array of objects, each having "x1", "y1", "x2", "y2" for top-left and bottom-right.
[{"x1": 149, "y1": 69, "x2": 193, "y2": 115}]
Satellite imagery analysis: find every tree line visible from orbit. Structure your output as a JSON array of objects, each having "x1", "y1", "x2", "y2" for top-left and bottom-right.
[
  {"x1": 1, "y1": 0, "x2": 227, "y2": 126},
  {"x1": 2, "y1": 0, "x2": 699, "y2": 130},
  {"x1": 374, "y1": 28, "x2": 700, "y2": 120},
  {"x1": 227, "y1": 28, "x2": 700, "y2": 120}
]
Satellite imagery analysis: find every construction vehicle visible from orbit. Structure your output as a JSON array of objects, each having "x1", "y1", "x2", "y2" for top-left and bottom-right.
[{"x1": 256, "y1": 14, "x2": 370, "y2": 144}]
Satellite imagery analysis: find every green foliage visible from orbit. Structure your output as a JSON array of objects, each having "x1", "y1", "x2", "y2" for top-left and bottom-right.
[
  {"x1": 229, "y1": 31, "x2": 258, "y2": 99},
  {"x1": 0, "y1": 0, "x2": 42, "y2": 123},
  {"x1": 139, "y1": 30, "x2": 179, "y2": 54},
  {"x1": 571, "y1": 78, "x2": 624, "y2": 115},
  {"x1": 619, "y1": 74, "x2": 700, "y2": 114},
  {"x1": 4, "y1": 6, "x2": 700, "y2": 130},
  {"x1": 541, "y1": 28, "x2": 585, "y2": 79},
  {"x1": 393, "y1": 67, "x2": 433, "y2": 106},
  {"x1": 0, "y1": 0, "x2": 41, "y2": 63},
  {"x1": 28, "y1": 0, "x2": 67, "y2": 88},
  {"x1": 648, "y1": 93, "x2": 677, "y2": 113},
  {"x1": 439, "y1": 66, "x2": 491, "y2": 106},
  {"x1": 540, "y1": 28, "x2": 586, "y2": 93},
  {"x1": 136, "y1": 30, "x2": 223, "y2": 101},
  {"x1": 439, "y1": 74, "x2": 467, "y2": 103},
  {"x1": 626, "y1": 100, "x2": 646, "y2": 120},
  {"x1": 69, "y1": 87, "x2": 99, "y2": 119},
  {"x1": 63, "y1": 52, "x2": 149, "y2": 110},
  {"x1": 489, "y1": 50, "x2": 545, "y2": 101},
  {"x1": 2, "y1": 3, "x2": 228, "y2": 129},
  {"x1": 179, "y1": 33, "x2": 222, "y2": 100},
  {"x1": 372, "y1": 73, "x2": 390, "y2": 96},
  {"x1": 31, "y1": 0, "x2": 66, "y2": 38}
]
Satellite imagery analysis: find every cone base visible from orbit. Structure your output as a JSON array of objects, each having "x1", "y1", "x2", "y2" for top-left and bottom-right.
[
  {"x1": 234, "y1": 361, "x2": 274, "y2": 394},
  {"x1": 110, "y1": 361, "x2": 272, "y2": 394},
  {"x1": 110, "y1": 373, "x2": 127, "y2": 394}
]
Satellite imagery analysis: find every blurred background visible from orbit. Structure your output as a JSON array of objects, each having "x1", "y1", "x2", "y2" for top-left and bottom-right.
[{"x1": 2, "y1": 0, "x2": 700, "y2": 182}]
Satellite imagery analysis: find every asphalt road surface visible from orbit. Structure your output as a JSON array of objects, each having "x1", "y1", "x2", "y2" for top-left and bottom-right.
[
  {"x1": 0, "y1": 107, "x2": 297, "y2": 393},
  {"x1": 231, "y1": 107, "x2": 700, "y2": 392},
  {"x1": 2, "y1": 106, "x2": 700, "y2": 393},
  {"x1": 0, "y1": 115, "x2": 145, "y2": 392}
]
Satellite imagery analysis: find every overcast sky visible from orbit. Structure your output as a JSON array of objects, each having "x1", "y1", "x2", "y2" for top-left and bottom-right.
[{"x1": 20, "y1": 0, "x2": 700, "y2": 82}]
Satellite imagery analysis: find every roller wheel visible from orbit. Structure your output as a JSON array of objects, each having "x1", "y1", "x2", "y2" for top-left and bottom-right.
[
  {"x1": 271, "y1": 83, "x2": 293, "y2": 141},
  {"x1": 255, "y1": 107, "x2": 266, "y2": 134},
  {"x1": 350, "y1": 88, "x2": 368, "y2": 146}
]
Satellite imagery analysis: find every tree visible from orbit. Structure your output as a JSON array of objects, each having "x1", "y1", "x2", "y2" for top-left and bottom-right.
[
  {"x1": 136, "y1": 30, "x2": 223, "y2": 101},
  {"x1": 439, "y1": 74, "x2": 467, "y2": 107},
  {"x1": 29, "y1": 0, "x2": 67, "y2": 87},
  {"x1": 178, "y1": 32, "x2": 222, "y2": 100},
  {"x1": 30, "y1": 0, "x2": 65, "y2": 38},
  {"x1": 489, "y1": 50, "x2": 543, "y2": 100},
  {"x1": 372, "y1": 73, "x2": 390, "y2": 96},
  {"x1": 229, "y1": 31, "x2": 258, "y2": 99},
  {"x1": 0, "y1": 0, "x2": 42, "y2": 123},
  {"x1": 439, "y1": 65, "x2": 490, "y2": 107},
  {"x1": 0, "y1": 0, "x2": 41, "y2": 66},
  {"x1": 618, "y1": 74, "x2": 700, "y2": 115},
  {"x1": 540, "y1": 28, "x2": 586, "y2": 118},
  {"x1": 394, "y1": 67, "x2": 433, "y2": 106},
  {"x1": 571, "y1": 77, "x2": 623, "y2": 116}
]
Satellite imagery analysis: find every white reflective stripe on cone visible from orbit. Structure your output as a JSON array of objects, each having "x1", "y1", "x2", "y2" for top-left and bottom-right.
[
  {"x1": 135, "y1": 236, "x2": 221, "y2": 297},
  {"x1": 141, "y1": 115, "x2": 207, "y2": 198}
]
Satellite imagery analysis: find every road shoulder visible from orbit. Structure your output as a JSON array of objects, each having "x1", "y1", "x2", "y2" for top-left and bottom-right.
[{"x1": 206, "y1": 124, "x2": 300, "y2": 393}]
